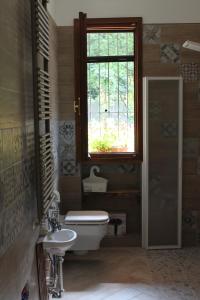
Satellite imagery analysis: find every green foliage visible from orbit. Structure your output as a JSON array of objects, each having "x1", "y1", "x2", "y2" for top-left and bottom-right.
[
  {"x1": 87, "y1": 32, "x2": 134, "y2": 57},
  {"x1": 90, "y1": 134, "x2": 116, "y2": 152}
]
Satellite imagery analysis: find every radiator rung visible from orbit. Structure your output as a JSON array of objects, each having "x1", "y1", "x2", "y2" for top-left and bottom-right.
[
  {"x1": 36, "y1": 0, "x2": 49, "y2": 21},
  {"x1": 38, "y1": 81, "x2": 50, "y2": 89},
  {"x1": 39, "y1": 103, "x2": 51, "y2": 109},
  {"x1": 38, "y1": 74, "x2": 50, "y2": 83},
  {"x1": 36, "y1": 21, "x2": 49, "y2": 38},
  {"x1": 38, "y1": 86, "x2": 50, "y2": 93},
  {"x1": 42, "y1": 171, "x2": 54, "y2": 186},
  {"x1": 38, "y1": 49, "x2": 49, "y2": 61},
  {"x1": 38, "y1": 93, "x2": 50, "y2": 99},
  {"x1": 36, "y1": 1, "x2": 49, "y2": 24},
  {"x1": 37, "y1": 44, "x2": 49, "y2": 57},
  {"x1": 38, "y1": 69, "x2": 49, "y2": 77},
  {"x1": 40, "y1": 133, "x2": 51, "y2": 140}
]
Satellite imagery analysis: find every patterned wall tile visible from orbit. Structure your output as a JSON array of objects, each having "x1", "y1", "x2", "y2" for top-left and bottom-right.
[
  {"x1": 12, "y1": 127, "x2": 23, "y2": 165},
  {"x1": 149, "y1": 176, "x2": 162, "y2": 196},
  {"x1": 25, "y1": 124, "x2": 35, "y2": 158},
  {"x1": 180, "y1": 63, "x2": 200, "y2": 82},
  {"x1": 161, "y1": 121, "x2": 177, "y2": 137},
  {"x1": 149, "y1": 100, "x2": 162, "y2": 120},
  {"x1": 183, "y1": 138, "x2": 199, "y2": 158},
  {"x1": 82, "y1": 163, "x2": 139, "y2": 176},
  {"x1": 59, "y1": 120, "x2": 75, "y2": 144},
  {"x1": 182, "y1": 210, "x2": 199, "y2": 246},
  {"x1": 183, "y1": 210, "x2": 198, "y2": 229},
  {"x1": 60, "y1": 144, "x2": 75, "y2": 160},
  {"x1": 62, "y1": 159, "x2": 77, "y2": 176},
  {"x1": 0, "y1": 130, "x2": 2, "y2": 171},
  {"x1": 0, "y1": 172, "x2": 4, "y2": 211},
  {"x1": 143, "y1": 25, "x2": 161, "y2": 44},
  {"x1": 0, "y1": 124, "x2": 36, "y2": 257},
  {"x1": 196, "y1": 156, "x2": 200, "y2": 175},
  {"x1": 50, "y1": 119, "x2": 59, "y2": 184},
  {"x1": 0, "y1": 156, "x2": 35, "y2": 257},
  {"x1": 198, "y1": 83, "x2": 200, "y2": 102},
  {"x1": 160, "y1": 43, "x2": 181, "y2": 63},
  {"x1": 118, "y1": 164, "x2": 138, "y2": 174},
  {"x1": 58, "y1": 120, "x2": 79, "y2": 176}
]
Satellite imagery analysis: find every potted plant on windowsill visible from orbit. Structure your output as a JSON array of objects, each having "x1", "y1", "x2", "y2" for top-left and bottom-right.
[
  {"x1": 111, "y1": 145, "x2": 128, "y2": 153},
  {"x1": 111, "y1": 136, "x2": 128, "y2": 153},
  {"x1": 90, "y1": 134, "x2": 115, "y2": 153}
]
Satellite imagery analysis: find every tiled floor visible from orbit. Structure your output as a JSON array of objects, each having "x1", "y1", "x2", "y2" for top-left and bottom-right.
[{"x1": 62, "y1": 247, "x2": 200, "y2": 300}]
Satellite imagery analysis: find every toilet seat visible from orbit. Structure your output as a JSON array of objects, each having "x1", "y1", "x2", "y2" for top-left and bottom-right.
[{"x1": 64, "y1": 210, "x2": 109, "y2": 225}]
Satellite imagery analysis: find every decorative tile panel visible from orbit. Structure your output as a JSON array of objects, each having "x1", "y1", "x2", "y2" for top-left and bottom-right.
[
  {"x1": 59, "y1": 121, "x2": 75, "y2": 144},
  {"x1": 62, "y1": 159, "x2": 77, "y2": 176},
  {"x1": 58, "y1": 121, "x2": 79, "y2": 176},
  {"x1": 180, "y1": 63, "x2": 200, "y2": 82},
  {"x1": 149, "y1": 176, "x2": 162, "y2": 196},
  {"x1": 198, "y1": 83, "x2": 200, "y2": 102},
  {"x1": 183, "y1": 210, "x2": 198, "y2": 230},
  {"x1": 161, "y1": 121, "x2": 177, "y2": 137},
  {"x1": 160, "y1": 43, "x2": 181, "y2": 63},
  {"x1": 143, "y1": 25, "x2": 161, "y2": 44},
  {"x1": 149, "y1": 100, "x2": 161, "y2": 120},
  {"x1": 0, "y1": 126, "x2": 36, "y2": 257},
  {"x1": 82, "y1": 163, "x2": 140, "y2": 176},
  {"x1": 197, "y1": 156, "x2": 200, "y2": 175},
  {"x1": 183, "y1": 138, "x2": 199, "y2": 158},
  {"x1": 182, "y1": 210, "x2": 200, "y2": 246},
  {"x1": 118, "y1": 164, "x2": 138, "y2": 174},
  {"x1": 0, "y1": 130, "x2": 3, "y2": 171}
]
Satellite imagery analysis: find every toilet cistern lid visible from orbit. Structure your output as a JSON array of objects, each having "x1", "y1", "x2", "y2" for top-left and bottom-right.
[{"x1": 64, "y1": 211, "x2": 109, "y2": 225}]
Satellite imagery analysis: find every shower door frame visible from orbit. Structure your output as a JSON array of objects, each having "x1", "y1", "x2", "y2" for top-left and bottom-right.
[{"x1": 142, "y1": 76, "x2": 183, "y2": 249}]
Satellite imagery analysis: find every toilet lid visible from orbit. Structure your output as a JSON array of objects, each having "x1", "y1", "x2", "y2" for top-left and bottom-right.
[{"x1": 64, "y1": 210, "x2": 109, "y2": 225}]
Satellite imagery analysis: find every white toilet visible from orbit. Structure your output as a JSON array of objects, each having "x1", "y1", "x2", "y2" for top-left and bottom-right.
[{"x1": 61, "y1": 210, "x2": 109, "y2": 251}]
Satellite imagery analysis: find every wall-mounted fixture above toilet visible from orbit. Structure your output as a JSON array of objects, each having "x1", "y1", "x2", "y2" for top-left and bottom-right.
[{"x1": 82, "y1": 166, "x2": 108, "y2": 192}]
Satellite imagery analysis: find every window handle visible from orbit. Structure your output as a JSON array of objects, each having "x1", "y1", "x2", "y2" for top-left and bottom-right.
[{"x1": 74, "y1": 97, "x2": 80, "y2": 115}]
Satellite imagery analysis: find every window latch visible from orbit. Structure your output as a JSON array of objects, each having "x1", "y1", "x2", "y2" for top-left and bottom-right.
[{"x1": 74, "y1": 97, "x2": 80, "y2": 115}]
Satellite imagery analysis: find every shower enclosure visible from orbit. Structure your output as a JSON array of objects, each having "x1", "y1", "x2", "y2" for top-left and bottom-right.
[{"x1": 142, "y1": 77, "x2": 183, "y2": 249}]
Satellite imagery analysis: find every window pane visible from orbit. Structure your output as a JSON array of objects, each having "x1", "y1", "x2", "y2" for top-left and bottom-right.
[
  {"x1": 119, "y1": 62, "x2": 128, "y2": 113},
  {"x1": 128, "y1": 62, "x2": 134, "y2": 113},
  {"x1": 87, "y1": 32, "x2": 134, "y2": 57},
  {"x1": 87, "y1": 61, "x2": 135, "y2": 153}
]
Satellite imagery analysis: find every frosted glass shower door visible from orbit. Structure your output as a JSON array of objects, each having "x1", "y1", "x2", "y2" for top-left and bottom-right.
[{"x1": 142, "y1": 77, "x2": 183, "y2": 249}]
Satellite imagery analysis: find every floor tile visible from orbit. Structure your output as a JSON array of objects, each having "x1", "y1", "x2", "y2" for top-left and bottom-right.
[{"x1": 62, "y1": 247, "x2": 200, "y2": 299}]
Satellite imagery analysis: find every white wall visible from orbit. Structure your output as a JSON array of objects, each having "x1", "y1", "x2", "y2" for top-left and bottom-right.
[
  {"x1": 50, "y1": 0, "x2": 200, "y2": 26},
  {"x1": 47, "y1": 0, "x2": 56, "y2": 19}
]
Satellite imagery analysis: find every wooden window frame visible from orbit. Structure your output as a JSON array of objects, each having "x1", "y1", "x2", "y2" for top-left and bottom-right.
[{"x1": 74, "y1": 13, "x2": 143, "y2": 163}]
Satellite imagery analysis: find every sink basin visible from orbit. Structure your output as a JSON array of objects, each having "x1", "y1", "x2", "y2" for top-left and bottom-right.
[{"x1": 43, "y1": 229, "x2": 77, "y2": 255}]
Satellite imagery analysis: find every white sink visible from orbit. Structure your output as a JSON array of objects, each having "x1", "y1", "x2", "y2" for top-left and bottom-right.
[{"x1": 43, "y1": 229, "x2": 77, "y2": 255}]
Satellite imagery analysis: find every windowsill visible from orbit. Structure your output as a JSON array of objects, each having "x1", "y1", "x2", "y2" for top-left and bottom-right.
[{"x1": 82, "y1": 152, "x2": 143, "y2": 163}]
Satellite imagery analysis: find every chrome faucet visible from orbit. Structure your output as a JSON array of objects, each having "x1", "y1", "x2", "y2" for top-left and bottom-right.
[{"x1": 48, "y1": 217, "x2": 61, "y2": 233}]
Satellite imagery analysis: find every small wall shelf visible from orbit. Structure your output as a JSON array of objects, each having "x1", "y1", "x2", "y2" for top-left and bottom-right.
[{"x1": 83, "y1": 189, "x2": 140, "y2": 197}]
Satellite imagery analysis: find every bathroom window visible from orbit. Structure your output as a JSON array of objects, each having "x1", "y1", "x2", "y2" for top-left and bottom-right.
[{"x1": 74, "y1": 13, "x2": 142, "y2": 162}]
